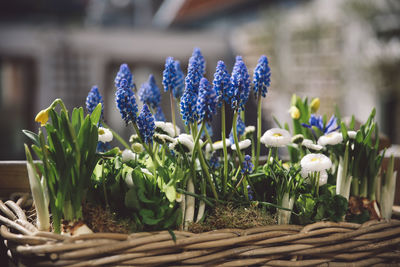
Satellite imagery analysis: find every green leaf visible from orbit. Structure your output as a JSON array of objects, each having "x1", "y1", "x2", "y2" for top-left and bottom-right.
[
  {"x1": 22, "y1": 130, "x2": 40, "y2": 146},
  {"x1": 90, "y1": 103, "x2": 102, "y2": 125},
  {"x1": 125, "y1": 188, "x2": 141, "y2": 210},
  {"x1": 140, "y1": 209, "x2": 163, "y2": 225},
  {"x1": 164, "y1": 185, "x2": 176, "y2": 202}
]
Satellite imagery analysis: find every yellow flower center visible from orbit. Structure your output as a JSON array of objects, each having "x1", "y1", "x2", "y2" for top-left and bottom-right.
[
  {"x1": 98, "y1": 129, "x2": 105, "y2": 135},
  {"x1": 273, "y1": 133, "x2": 282, "y2": 137},
  {"x1": 311, "y1": 157, "x2": 319, "y2": 162}
]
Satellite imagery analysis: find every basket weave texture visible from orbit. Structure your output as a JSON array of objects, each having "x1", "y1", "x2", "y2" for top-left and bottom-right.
[{"x1": 1, "y1": 196, "x2": 400, "y2": 267}]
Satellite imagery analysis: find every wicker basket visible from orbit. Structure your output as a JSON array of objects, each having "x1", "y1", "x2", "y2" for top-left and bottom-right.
[{"x1": 1, "y1": 196, "x2": 400, "y2": 267}]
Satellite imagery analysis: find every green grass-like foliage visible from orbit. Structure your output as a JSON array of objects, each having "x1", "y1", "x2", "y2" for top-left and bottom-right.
[{"x1": 24, "y1": 99, "x2": 102, "y2": 233}]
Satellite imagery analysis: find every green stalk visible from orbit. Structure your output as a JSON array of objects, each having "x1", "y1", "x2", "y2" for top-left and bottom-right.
[
  {"x1": 102, "y1": 122, "x2": 131, "y2": 150},
  {"x1": 255, "y1": 95, "x2": 262, "y2": 170},
  {"x1": 170, "y1": 91, "x2": 177, "y2": 136},
  {"x1": 132, "y1": 123, "x2": 160, "y2": 169},
  {"x1": 204, "y1": 125, "x2": 214, "y2": 151},
  {"x1": 191, "y1": 122, "x2": 219, "y2": 200},
  {"x1": 232, "y1": 111, "x2": 244, "y2": 164},
  {"x1": 221, "y1": 103, "x2": 229, "y2": 195}
]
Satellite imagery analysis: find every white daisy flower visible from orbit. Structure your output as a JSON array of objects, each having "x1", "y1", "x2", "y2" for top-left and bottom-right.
[
  {"x1": 347, "y1": 131, "x2": 357, "y2": 139},
  {"x1": 169, "y1": 134, "x2": 195, "y2": 154},
  {"x1": 302, "y1": 139, "x2": 323, "y2": 151},
  {"x1": 300, "y1": 153, "x2": 332, "y2": 173},
  {"x1": 318, "y1": 132, "x2": 343, "y2": 146},
  {"x1": 260, "y1": 128, "x2": 291, "y2": 147},
  {"x1": 244, "y1": 126, "x2": 256, "y2": 135},
  {"x1": 205, "y1": 139, "x2": 231, "y2": 154},
  {"x1": 154, "y1": 133, "x2": 175, "y2": 144},
  {"x1": 98, "y1": 127, "x2": 113, "y2": 143},
  {"x1": 301, "y1": 169, "x2": 328, "y2": 187},
  {"x1": 231, "y1": 139, "x2": 251, "y2": 151},
  {"x1": 154, "y1": 121, "x2": 178, "y2": 137},
  {"x1": 122, "y1": 149, "x2": 136, "y2": 162}
]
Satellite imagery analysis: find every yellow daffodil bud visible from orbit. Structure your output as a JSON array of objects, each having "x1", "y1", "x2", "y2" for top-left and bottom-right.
[
  {"x1": 35, "y1": 108, "x2": 50, "y2": 126},
  {"x1": 131, "y1": 143, "x2": 144, "y2": 153},
  {"x1": 310, "y1": 98, "x2": 320, "y2": 113},
  {"x1": 289, "y1": 106, "x2": 300, "y2": 119}
]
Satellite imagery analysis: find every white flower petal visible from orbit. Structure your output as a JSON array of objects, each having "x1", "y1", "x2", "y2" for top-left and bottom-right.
[
  {"x1": 300, "y1": 153, "x2": 332, "y2": 172},
  {"x1": 98, "y1": 127, "x2": 113, "y2": 143},
  {"x1": 122, "y1": 149, "x2": 136, "y2": 162},
  {"x1": 231, "y1": 139, "x2": 251, "y2": 150},
  {"x1": 244, "y1": 126, "x2": 256, "y2": 135},
  {"x1": 301, "y1": 169, "x2": 328, "y2": 186},
  {"x1": 318, "y1": 132, "x2": 343, "y2": 146},
  {"x1": 302, "y1": 139, "x2": 323, "y2": 151},
  {"x1": 260, "y1": 128, "x2": 291, "y2": 147},
  {"x1": 347, "y1": 131, "x2": 357, "y2": 139}
]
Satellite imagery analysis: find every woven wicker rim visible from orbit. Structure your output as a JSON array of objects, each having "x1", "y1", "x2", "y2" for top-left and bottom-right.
[{"x1": 1, "y1": 195, "x2": 400, "y2": 266}]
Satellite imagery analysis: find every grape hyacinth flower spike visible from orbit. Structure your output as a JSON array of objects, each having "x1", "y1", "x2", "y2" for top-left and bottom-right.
[
  {"x1": 154, "y1": 106, "x2": 166, "y2": 122},
  {"x1": 137, "y1": 104, "x2": 155, "y2": 144},
  {"x1": 115, "y1": 63, "x2": 135, "y2": 91},
  {"x1": 163, "y1": 57, "x2": 179, "y2": 135},
  {"x1": 253, "y1": 55, "x2": 271, "y2": 169},
  {"x1": 192, "y1": 47, "x2": 206, "y2": 76},
  {"x1": 213, "y1": 60, "x2": 231, "y2": 195},
  {"x1": 181, "y1": 57, "x2": 201, "y2": 126},
  {"x1": 197, "y1": 77, "x2": 217, "y2": 123},
  {"x1": 86, "y1": 85, "x2": 104, "y2": 119},
  {"x1": 230, "y1": 56, "x2": 250, "y2": 112},
  {"x1": 213, "y1": 60, "x2": 231, "y2": 108},
  {"x1": 115, "y1": 79, "x2": 138, "y2": 125},
  {"x1": 139, "y1": 74, "x2": 161, "y2": 109},
  {"x1": 174, "y1": 60, "x2": 185, "y2": 99}
]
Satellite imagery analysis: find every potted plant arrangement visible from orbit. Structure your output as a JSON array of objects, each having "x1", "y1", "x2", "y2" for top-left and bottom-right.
[{"x1": 0, "y1": 48, "x2": 399, "y2": 266}]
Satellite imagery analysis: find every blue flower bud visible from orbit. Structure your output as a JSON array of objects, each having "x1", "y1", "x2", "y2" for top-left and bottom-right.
[
  {"x1": 137, "y1": 104, "x2": 155, "y2": 144},
  {"x1": 197, "y1": 78, "x2": 217, "y2": 122},
  {"x1": 86, "y1": 85, "x2": 104, "y2": 119},
  {"x1": 212, "y1": 60, "x2": 231, "y2": 107},
  {"x1": 241, "y1": 154, "x2": 254, "y2": 174},
  {"x1": 253, "y1": 55, "x2": 271, "y2": 98},
  {"x1": 115, "y1": 79, "x2": 138, "y2": 125},
  {"x1": 139, "y1": 74, "x2": 161, "y2": 109},
  {"x1": 154, "y1": 106, "x2": 166, "y2": 122},
  {"x1": 230, "y1": 56, "x2": 251, "y2": 111},
  {"x1": 115, "y1": 63, "x2": 135, "y2": 91}
]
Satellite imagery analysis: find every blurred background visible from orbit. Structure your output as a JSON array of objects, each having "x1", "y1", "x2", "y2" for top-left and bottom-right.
[{"x1": 0, "y1": 0, "x2": 399, "y2": 160}]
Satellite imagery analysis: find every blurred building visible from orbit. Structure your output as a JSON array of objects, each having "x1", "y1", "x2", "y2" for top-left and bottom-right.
[{"x1": 0, "y1": 0, "x2": 399, "y2": 160}]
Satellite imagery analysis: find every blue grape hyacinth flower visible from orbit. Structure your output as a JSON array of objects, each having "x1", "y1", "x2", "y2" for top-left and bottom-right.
[
  {"x1": 163, "y1": 57, "x2": 177, "y2": 93},
  {"x1": 115, "y1": 63, "x2": 135, "y2": 91},
  {"x1": 181, "y1": 57, "x2": 201, "y2": 125},
  {"x1": 86, "y1": 85, "x2": 104, "y2": 118},
  {"x1": 247, "y1": 185, "x2": 254, "y2": 200},
  {"x1": 230, "y1": 56, "x2": 251, "y2": 111},
  {"x1": 197, "y1": 78, "x2": 217, "y2": 122},
  {"x1": 154, "y1": 106, "x2": 166, "y2": 122},
  {"x1": 192, "y1": 47, "x2": 206, "y2": 76},
  {"x1": 212, "y1": 60, "x2": 231, "y2": 108},
  {"x1": 253, "y1": 55, "x2": 271, "y2": 98},
  {"x1": 137, "y1": 104, "x2": 155, "y2": 144},
  {"x1": 139, "y1": 74, "x2": 161, "y2": 109},
  {"x1": 174, "y1": 60, "x2": 185, "y2": 99},
  {"x1": 241, "y1": 154, "x2": 254, "y2": 174},
  {"x1": 115, "y1": 79, "x2": 138, "y2": 125}
]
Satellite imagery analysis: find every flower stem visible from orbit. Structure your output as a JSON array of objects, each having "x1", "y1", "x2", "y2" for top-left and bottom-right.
[
  {"x1": 170, "y1": 91, "x2": 177, "y2": 136},
  {"x1": 232, "y1": 111, "x2": 244, "y2": 164},
  {"x1": 102, "y1": 122, "x2": 131, "y2": 150},
  {"x1": 255, "y1": 94, "x2": 262, "y2": 170},
  {"x1": 221, "y1": 103, "x2": 228, "y2": 196},
  {"x1": 193, "y1": 123, "x2": 218, "y2": 200}
]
